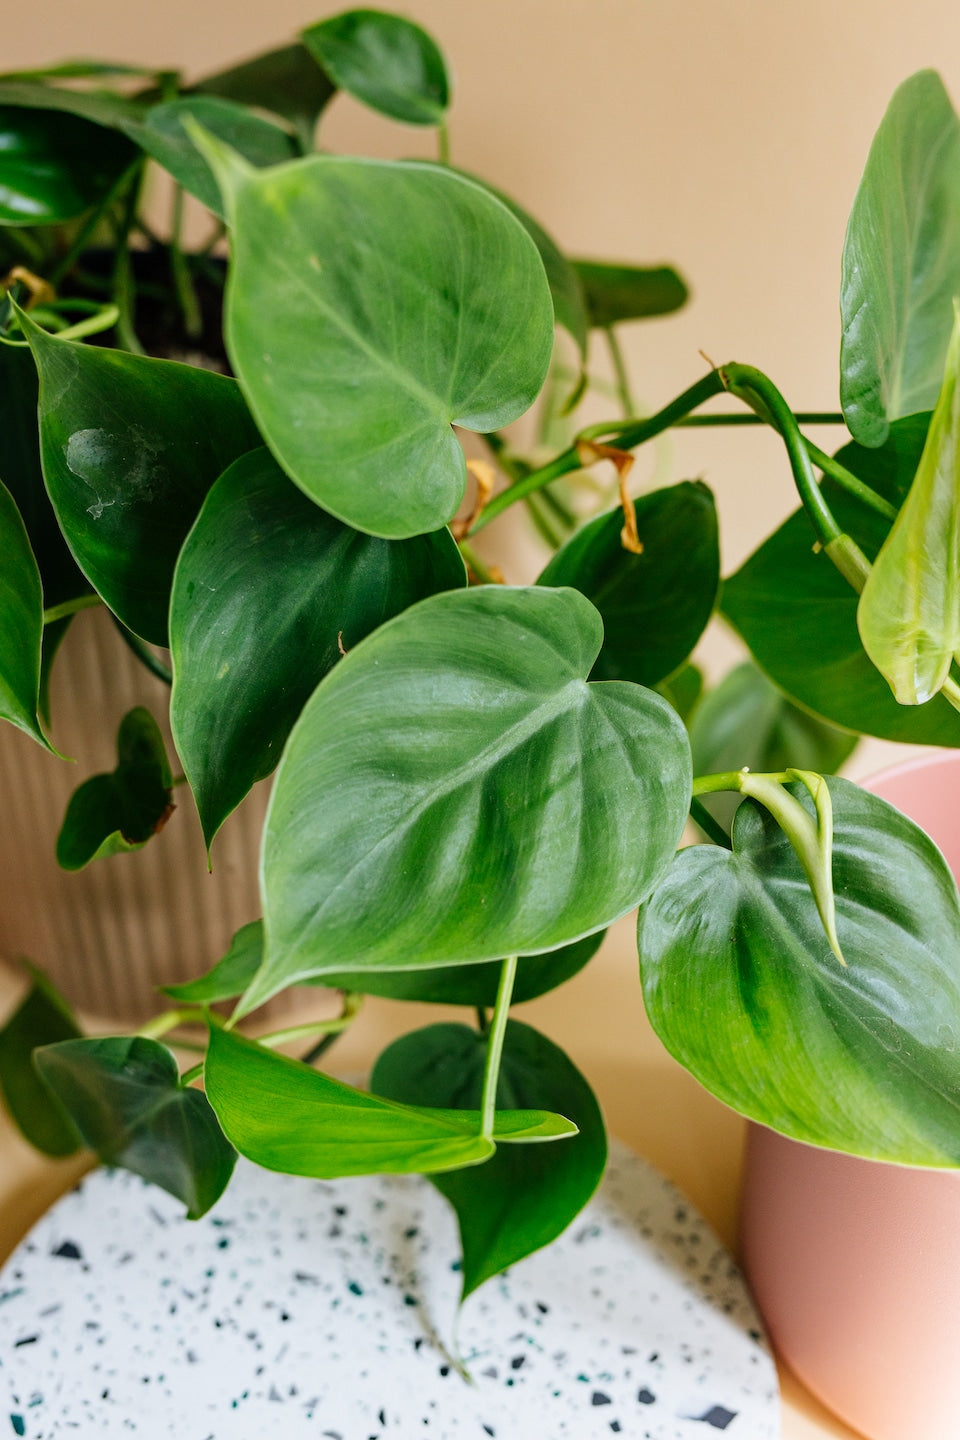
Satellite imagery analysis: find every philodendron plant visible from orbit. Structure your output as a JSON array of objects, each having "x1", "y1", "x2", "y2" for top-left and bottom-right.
[{"x1": 3, "y1": 13, "x2": 960, "y2": 1306}]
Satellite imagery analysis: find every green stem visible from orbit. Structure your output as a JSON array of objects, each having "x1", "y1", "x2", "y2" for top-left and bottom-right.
[
  {"x1": 109, "y1": 614, "x2": 173, "y2": 685},
  {"x1": 437, "y1": 121, "x2": 451, "y2": 164},
  {"x1": 169, "y1": 187, "x2": 203, "y2": 339},
  {"x1": 458, "y1": 539, "x2": 500, "y2": 584},
  {"x1": 604, "y1": 326, "x2": 636, "y2": 417},
  {"x1": 42, "y1": 592, "x2": 103, "y2": 625},
  {"x1": 257, "y1": 992, "x2": 363, "y2": 1051},
  {"x1": 49, "y1": 159, "x2": 145, "y2": 290},
  {"x1": 525, "y1": 491, "x2": 566, "y2": 550},
  {"x1": 480, "y1": 955, "x2": 517, "y2": 1141},
  {"x1": 689, "y1": 797, "x2": 733, "y2": 849},
  {"x1": 677, "y1": 412, "x2": 846, "y2": 428},
  {"x1": 805, "y1": 440, "x2": 897, "y2": 522},
  {"x1": 111, "y1": 162, "x2": 146, "y2": 355},
  {"x1": 138, "y1": 1007, "x2": 207, "y2": 1040},
  {"x1": 300, "y1": 1030, "x2": 341, "y2": 1066},
  {"x1": 179, "y1": 1060, "x2": 204, "y2": 1087},
  {"x1": 691, "y1": 769, "x2": 789, "y2": 797}
]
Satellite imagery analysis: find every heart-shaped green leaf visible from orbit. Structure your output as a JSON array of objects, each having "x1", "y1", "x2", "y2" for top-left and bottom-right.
[
  {"x1": 134, "y1": 97, "x2": 297, "y2": 218},
  {"x1": 248, "y1": 585, "x2": 690, "y2": 1013},
  {"x1": 572, "y1": 260, "x2": 689, "y2": 329},
  {"x1": 722, "y1": 417, "x2": 960, "y2": 743},
  {"x1": 203, "y1": 147, "x2": 553, "y2": 539},
  {"x1": 537, "y1": 481, "x2": 719, "y2": 687},
  {"x1": 0, "y1": 965, "x2": 81, "y2": 1157},
  {"x1": 858, "y1": 304, "x2": 960, "y2": 703},
  {"x1": 56, "y1": 707, "x2": 174, "y2": 871},
  {"x1": 191, "y1": 42, "x2": 335, "y2": 144},
  {"x1": 169, "y1": 447, "x2": 465, "y2": 848},
  {"x1": 301, "y1": 10, "x2": 449, "y2": 126},
  {"x1": 840, "y1": 69, "x2": 960, "y2": 446},
  {"x1": 639, "y1": 777, "x2": 960, "y2": 1165},
  {"x1": 0, "y1": 476, "x2": 52, "y2": 750},
  {"x1": 22, "y1": 316, "x2": 261, "y2": 644},
  {"x1": 34, "y1": 1035, "x2": 236, "y2": 1217},
  {"x1": 205, "y1": 1025, "x2": 574, "y2": 1179},
  {"x1": 0, "y1": 100, "x2": 137, "y2": 223},
  {"x1": 167, "y1": 919, "x2": 603, "y2": 1008},
  {"x1": 372, "y1": 1020, "x2": 604, "y2": 1298}
]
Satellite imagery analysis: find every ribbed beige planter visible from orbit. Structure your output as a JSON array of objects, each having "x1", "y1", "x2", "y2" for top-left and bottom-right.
[{"x1": 0, "y1": 608, "x2": 269, "y2": 1022}]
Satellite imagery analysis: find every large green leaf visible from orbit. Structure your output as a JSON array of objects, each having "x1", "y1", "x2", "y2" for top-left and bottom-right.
[
  {"x1": 248, "y1": 585, "x2": 690, "y2": 1013},
  {"x1": 0, "y1": 100, "x2": 137, "y2": 223},
  {"x1": 56, "y1": 707, "x2": 173, "y2": 871},
  {"x1": 689, "y1": 661, "x2": 857, "y2": 830},
  {"x1": 858, "y1": 305, "x2": 960, "y2": 703},
  {"x1": 722, "y1": 416, "x2": 960, "y2": 743},
  {"x1": 34, "y1": 1036, "x2": 236, "y2": 1217},
  {"x1": 133, "y1": 97, "x2": 297, "y2": 218},
  {"x1": 572, "y1": 260, "x2": 689, "y2": 329},
  {"x1": 22, "y1": 316, "x2": 261, "y2": 645},
  {"x1": 0, "y1": 966, "x2": 81, "y2": 1157},
  {"x1": 166, "y1": 919, "x2": 603, "y2": 1008},
  {"x1": 0, "y1": 476, "x2": 51, "y2": 749},
  {"x1": 537, "y1": 481, "x2": 719, "y2": 687},
  {"x1": 372, "y1": 1020, "x2": 604, "y2": 1298},
  {"x1": 169, "y1": 447, "x2": 465, "y2": 848},
  {"x1": 190, "y1": 42, "x2": 335, "y2": 142},
  {"x1": 639, "y1": 777, "x2": 960, "y2": 1165},
  {"x1": 204, "y1": 147, "x2": 553, "y2": 540},
  {"x1": 840, "y1": 70, "x2": 960, "y2": 446},
  {"x1": 301, "y1": 10, "x2": 449, "y2": 126},
  {"x1": 205, "y1": 1026, "x2": 574, "y2": 1179}
]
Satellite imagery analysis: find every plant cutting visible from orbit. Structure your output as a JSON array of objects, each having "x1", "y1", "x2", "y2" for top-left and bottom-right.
[{"x1": 2, "y1": 7, "x2": 960, "y2": 1337}]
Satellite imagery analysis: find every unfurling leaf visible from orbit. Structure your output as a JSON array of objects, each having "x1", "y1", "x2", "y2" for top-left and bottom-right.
[{"x1": 858, "y1": 303, "x2": 960, "y2": 704}]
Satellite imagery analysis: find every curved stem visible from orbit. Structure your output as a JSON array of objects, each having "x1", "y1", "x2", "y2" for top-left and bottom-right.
[
  {"x1": 604, "y1": 326, "x2": 636, "y2": 416},
  {"x1": 480, "y1": 955, "x2": 517, "y2": 1141},
  {"x1": 689, "y1": 797, "x2": 733, "y2": 849},
  {"x1": 805, "y1": 440, "x2": 897, "y2": 522},
  {"x1": 678, "y1": 412, "x2": 846, "y2": 427},
  {"x1": 138, "y1": 1007, "x2": 207, "y2": 1040},
  {"x1": 42, "y1": 592, "x2": 103, "y2": 626}
]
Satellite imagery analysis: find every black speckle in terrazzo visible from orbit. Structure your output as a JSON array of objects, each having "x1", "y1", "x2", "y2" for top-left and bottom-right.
[{"x1": 0, "y1": 1141, "x2": 778, "y2": 1438}]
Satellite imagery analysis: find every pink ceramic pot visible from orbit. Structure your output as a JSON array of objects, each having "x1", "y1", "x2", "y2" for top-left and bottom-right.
[{"x1": 739, "y1": 750, "x2": 960, "y2": 1440}]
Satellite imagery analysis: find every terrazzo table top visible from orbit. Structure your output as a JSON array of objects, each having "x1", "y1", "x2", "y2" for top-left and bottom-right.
[{"x1": 0, "y1": 1142, "x2": 777, "y2": 1439}]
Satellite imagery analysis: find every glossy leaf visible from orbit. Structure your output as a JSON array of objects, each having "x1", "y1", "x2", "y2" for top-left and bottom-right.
[
  {"x1": 248, "y1": 585, "x2": 691, "y2": 1013},
  {"x1": 56, "y1": 707, "x2": 173, "y2": 871},
  {"x1": 0, "y1": 81, "x2": 144, "y2": 131},
  {"x1": 537, "y1": 481, "x2": 719, "y2": 687},
  {"x1": 840, "y1": 70, "x2": 960, "y2": 446},
  {"x1": 639, "y1": 777, "x2": 960, "y2": 1165},
  {"x1": 301, "y1": 10, "x2": 449, "y2": 126},
  {"x1": 858, "y1": 305, "x2": 960, "y2": 703},
  {"x1": 206, "y1": 147, "x2": 553, "y2": 539},
  {"x1": 205, "y1": 1026, "x2": 574, "y2": 1179},
  {"x1": 372, "y1": 1020, "x2": 604, "y2": 1298},
  {"x1": 0, "y1": 966, "x2": 81, "y2": 1157},
  {"x1": 690, "y1": 661, "x2": 857, "y2": 830},
  {"x1": 23, "y1": 316, "x2": 261, "y2": 645},
  {"x1": 0, "y1": 100, "x2": 137, "y2": 223},
  {"x1": 169, "y1": 447, "x2": 465, "y2": 847},
  {"x1": 573, "y1": 260, "x2": 689, "y2": 329},
  {"x1": 722, "y1": 416, "x2": 960, "y2": 743},
  {"x1": 34, "y1": 1036, "x2": 236, "y2": 1217},
  {"x1": 191, "y1": 42, "x2": 335, "y2": 141},
  {"x1": 0, "y1": 477, "x2": 51, "y2": 749},
  {"x1": 172, "y1": 918, "x2": 603, "y2": 1008},
  {"x1": 135, "y1": 97, "x2": 297, "y2": 217}
]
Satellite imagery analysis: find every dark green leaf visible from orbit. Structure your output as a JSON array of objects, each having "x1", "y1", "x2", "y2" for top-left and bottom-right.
[
  {"x1": 204, "y1": 148, "x2": 553, "y2": 540},
  {"x1": 191, "y1": 43, "x2": 335, "y2": 141},
  {"x1": 372, "y1": 1020, "x2": 604, "y2": 1298},
  {"x1": 136, "y1": 97, "x2": 297, "y2": 218},
  {"x1": 169, "y1": 447, "x2": 465, "y2": 847},
  {"x1": 640, "y1": 777, "x2": 960, "y2": 1165},
  {"x1": 0, "y1": 966, "x2": 81, "y2": 1156},
  {"x1": 0, "y1": 100, "x2": 137, "y2": 223},
  {"x1": 34, "y1": 1035, "x2": 236, "y2": 1217},
  {"x1": 655, "y1": 662, "x2": 703, "y2": 724},
  {"x1": 38, "y1": 614, "x2": 72, "y2": 728},
  {"x1": 841, "y1": 70, "x2": 960, "y2": 446},
  {"x1": 181, "y1": 919, "x2": 603, "y2": 1007},
  {"x1": 56, "y1": 707, "x2": 173, "y2": 871},
  {"x1": 22, "y1": 315, "x2": 261, "y2": 645},
  {"x1": 0, "y1": 340, "x2": 85, "y2": 608},
  {"x1": 572, "y1": 260, "x2": 688, "y2": 329},
  {"x1": 205, "y1": 1025, "x2": 574, "y2": 1178},
  {"x1": 722, "y1": 416, "x2": 960, "y2": 743},
  {"x1": 689, "y1": 662, "x2": 857, "y2": 829},
  {"x1": 537, "y1": 481, "x2": 719, "y2": 688},
  {"x1": 301, "y1": 10, "x2": 449, "y2": 126},
  {"x1": 248, "y1": 585, "x2": 690, "y2": 1013},
  {"x1": 0, "y1": 476, "x2": 52, "y2": 749}
]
